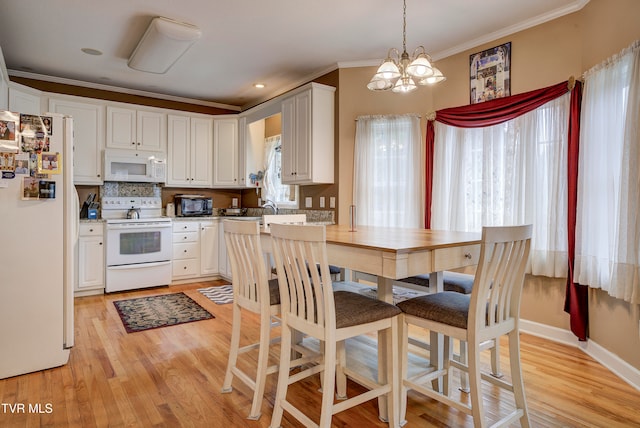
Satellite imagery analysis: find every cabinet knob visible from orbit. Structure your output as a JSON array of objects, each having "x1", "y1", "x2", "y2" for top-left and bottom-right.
[
  {"x1": 137, "y1": 142, "x2": 141, "y2": 146},
  {"x1": 183, "y1": 266, "x2": 187, "y2": 270},
  {"x1": 184, "y1": 249, "x2": 187, "y2": 253},
  {"x1": 89, "y1": 228, "x2": 93, "y2": 232},
  {"x1": 99, "y1": 242, "x2": 103, "y2": 245},
  {"x1": 97, "y1": 174, "x2": 101, "y2": 177},
  {"x1": 464, "y1": 252, "x2": 472, "y2": 259},
  {"x1": 131, "y1": 142, "x2": 135, "y2": 145},
  {"x1": 184, "y1": 236, "x2": 187, "y2": 240}
]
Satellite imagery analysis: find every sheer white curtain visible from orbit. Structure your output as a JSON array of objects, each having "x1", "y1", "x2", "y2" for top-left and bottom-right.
[
  {"x1": 431, "y1": 94, "x2": 570, "y2": 277},
  {"x1": 353, "y1": 114, "x2": 422, "y2": 228},
  {"x1": 262, "y1": 135, "x2": 297, "y2": 207},
  {"x1": 575, "y1": 40, "x2": 640, "y2": 304}
]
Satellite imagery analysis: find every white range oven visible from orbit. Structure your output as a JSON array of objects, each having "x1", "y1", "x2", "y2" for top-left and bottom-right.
[{"x1": 102, "y1": 197, "x2": 172, "y2": 293}]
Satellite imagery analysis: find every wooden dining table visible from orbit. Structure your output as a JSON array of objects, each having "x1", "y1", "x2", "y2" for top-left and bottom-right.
[{"x1": 260, "y1": 223, "x2": 481, "y2": 422}]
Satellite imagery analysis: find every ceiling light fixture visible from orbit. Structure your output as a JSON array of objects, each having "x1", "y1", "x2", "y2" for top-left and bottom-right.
[
  {"x1": 368, "y1": 0, "x2": 445, "y2": 93},
  {"x1": 128, "y1": 17, "x2": 201, "y2": 74},
  {"x1": 253, "y1": 83, "x2": 266, "y2": 89}
]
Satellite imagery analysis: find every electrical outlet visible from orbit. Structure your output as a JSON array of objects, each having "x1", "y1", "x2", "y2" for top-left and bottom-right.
[
  {"x1": 329, "y1": 197, "x2": 336, "y2": 208},
  {"x1": 319, "y1": 197, "x2": 325, "y2": 208},
  {"x1": 305, "y1": 197, "x2": 313, "y2": 208}
]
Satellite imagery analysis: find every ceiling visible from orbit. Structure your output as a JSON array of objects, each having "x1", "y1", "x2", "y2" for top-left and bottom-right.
[{"x1": 0, "y1": 0, "x2": 588, "y2": 111}]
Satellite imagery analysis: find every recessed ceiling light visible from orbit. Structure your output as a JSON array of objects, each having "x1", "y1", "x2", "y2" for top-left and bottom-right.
[
  {"x1": 253, "y1": 83, "x2": 266, "y2": 89},
  {"x1": 81, "y1": 48, "x2": 103, "y2": 56}
]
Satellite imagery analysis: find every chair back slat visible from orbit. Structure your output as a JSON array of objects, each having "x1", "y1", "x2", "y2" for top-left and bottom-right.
[
  {"x1": 224, "y1": 220, "x2": 271, "y2": 312},
  {"x1": 469, "y1": 225, "x2": 532, "y2": 332},
  {"x1": 270, "y1": 223, "x2": 335, "y2": 333}
]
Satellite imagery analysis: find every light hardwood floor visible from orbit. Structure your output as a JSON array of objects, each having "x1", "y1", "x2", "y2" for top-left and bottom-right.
[{"x1": 1, "y1": 280, "x2": 639, "y2": 427}]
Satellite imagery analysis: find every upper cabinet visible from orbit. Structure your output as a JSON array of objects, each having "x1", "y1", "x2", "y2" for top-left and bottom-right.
[
  {"x1": 166, "y1": 113, "x2": 213, "y2": 187},
  {"x1": 213, "y1": 117, "x2": 244, "y2": 187},
  {"x1": 280, "y1": 83, "x2": 334, "y2": 184},
  {"x1": 9, "y1": 83, "x2": 42, "y2": 115},
  {"x1": 106, "y1": 105, "x2": 166, "y2": 152},
  {"x1": 48, "y1": 96, "x2": 105, "y2": 185},
  {"x1": 0, "y1": 46, "x2": 9, "y2": 111}
]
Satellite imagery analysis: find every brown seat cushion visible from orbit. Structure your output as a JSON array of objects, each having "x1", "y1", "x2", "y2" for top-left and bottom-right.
[
  {"x1": 399, "y1": 271, "x2": 474, "y2": 294},
  {"x1": 268, "y1": 278, "x2": 281, "y2": 306},
  {"x1": 334, "y1": 291, "x2": 401, "y2": 328},
  {"x1": 271, "y1": 264, "x2": 342, "y2": 276},
  {"x1": 396, "y1": 291, "x2": 470, "y2": 329}
]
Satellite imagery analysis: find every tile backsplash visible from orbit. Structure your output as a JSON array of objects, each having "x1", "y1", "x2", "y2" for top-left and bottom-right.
[{"x1": 101, "y1": 182, "x2": 161, "y2": 198}]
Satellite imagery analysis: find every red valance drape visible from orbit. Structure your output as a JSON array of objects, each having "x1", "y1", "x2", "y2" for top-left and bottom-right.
[{"x1": 425, "y1": 79, "x2": 588, "y2": 340}]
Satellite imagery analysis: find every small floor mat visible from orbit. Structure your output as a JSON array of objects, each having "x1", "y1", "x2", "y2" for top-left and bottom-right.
[
  {"x1": 198, "y1": 284, "x2": 234, "y2": 304},
  {"x1": 113, "y1": 292, "x2": 214, "y2": 333}
]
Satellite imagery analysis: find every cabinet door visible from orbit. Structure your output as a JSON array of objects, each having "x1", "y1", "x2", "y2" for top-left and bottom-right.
[
  {"x1": 137, "y1": 110, "x2": 166, "y2": 152},
  {"x1": 218, "y1": 221, "x2": 231, "y2": 279},
  {"x1": 106, "y1": 106, "x2": 136, "y2": 150},
  {"x1": 280, "y1": 96, "x2": 296, "y2": 182},
  {"x1": 167, "y1": 114, "x2": 191, "y2": 186},
  {"x1": 200, "y1": 221, "x2": 219, "y2": 276},
  {"x1": 293, "y1": 91, "x2": 312, "y2": 182},
  {"x1": 9, "y1": 85, "x2": 41, "y2": 115},
  {"x1": 191, "y1": 117, "x2": 213, "y2": 187},
  {"x1": 213, "y1": 118, "x2": 239, "y2": 186},
  {"x1": 49, "y1": 98, "x2": 104, "y2": 185},
  {"x1": 78, "y1": 236, "x2": 104, "y2": 290}
]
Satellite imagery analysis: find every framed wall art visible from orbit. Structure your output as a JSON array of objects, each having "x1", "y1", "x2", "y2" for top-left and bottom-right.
[{"x1": 469, "y1": 42, "x2": 511, "y2": 104}]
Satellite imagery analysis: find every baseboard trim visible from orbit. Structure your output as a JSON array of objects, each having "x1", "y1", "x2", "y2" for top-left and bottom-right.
[{"x1": 520, "y1": 319, "x2": 640, "y2": 392}]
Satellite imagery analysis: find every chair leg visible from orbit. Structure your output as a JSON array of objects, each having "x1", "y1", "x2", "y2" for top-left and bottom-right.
[
  {"x1": 386, "y1": 319, "x2": 400, "y2": 428},
  {"x1": 319, "y1": 339, "x2": 337, "y2": 428},
  {"x1": 247, "y1": 312, "x2": 272, "y2": 420},
  {"x1": 270, "y1": 322, "x2": 292, "y2": 428},
  {"x1": 458, "y1": 340, "x2": 470, "y2": 392},
  {"x1": 443, "y1": 335, "x2": 452, "y2": 397},
  {"x1": 491, "y1": 338, "x2": 503, "y2": 378},
  {"x1": 221, "y1": 303, "x2": 242, "y2": 393},
  {"x1": 336, "y1": 340, "x2": 347, "y2": 399},
  {"x1": 399, "y1": 316, "x2": 409, "y2": 425},
  {"x1": 509, "y1": 330, "x2": 531, "y2": 428},
  {"x1": 468, "y1": 338, "x2": 485, "y2": 427}
]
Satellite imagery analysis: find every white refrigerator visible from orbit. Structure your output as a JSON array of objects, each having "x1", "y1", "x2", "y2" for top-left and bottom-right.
[{"x1": 0, "y1": 112, "x2": 75, "y2": 379}]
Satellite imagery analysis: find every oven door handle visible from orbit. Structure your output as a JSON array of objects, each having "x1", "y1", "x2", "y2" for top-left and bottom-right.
[
  {"x1": 108, "y1": 260, "x2": 171, "y2": 270},
  {"x1": 107, "y1": 223, "x2": 172, "y2": 230}
]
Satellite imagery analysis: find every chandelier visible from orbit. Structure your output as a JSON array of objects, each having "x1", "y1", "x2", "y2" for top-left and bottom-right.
[{"x1": 367, "y1": 0, "x2": 445, "y2": 93}]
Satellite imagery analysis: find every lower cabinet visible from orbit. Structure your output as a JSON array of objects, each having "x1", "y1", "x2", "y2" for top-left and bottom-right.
[
  {"x1": 77, "y1": 223, "x2": 104, "y2": 294},
  {"x1": 217, "y1": 219, "x2": 233, "y2": 280},
  {"x1": 172, "y1": 219, "x2": 220, "y2": 281}
]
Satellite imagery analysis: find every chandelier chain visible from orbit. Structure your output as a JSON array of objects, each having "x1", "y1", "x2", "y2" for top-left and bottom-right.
[{"x1": 402, "y1": 0, "x2": 407, "y2": 53}]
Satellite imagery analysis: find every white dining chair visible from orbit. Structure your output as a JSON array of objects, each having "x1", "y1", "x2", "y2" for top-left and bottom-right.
[
  {"x1": 220, "y1": 219, "x2": 281, "y2": 420},
  {"x1": 397, "y1": 225, "x2": 532, "y2": 427},
  {"x1": 269, "y1": 223, "x2": 402, "y2": 428}
]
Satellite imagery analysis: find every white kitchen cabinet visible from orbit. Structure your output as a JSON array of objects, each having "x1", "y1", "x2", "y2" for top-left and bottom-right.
[
  {"x1": 167, "y1": 114, "x2": 213, "y2": 187},
  {"x1": 77, "y1": 223, "x2": 104, "y2": 294},
  {"x1": 172, "y1": 221, "x2": 200, "y2": 280},
  {"x1": 172, "y1": 219, "x2": 220, "y2": 281},
  {"x1": 200, "y1": 220, "x2": 219, "y2": 276},
  {"x1": 49, "y1": 96, "x2": 105, "y2": 185},
  {"x1": 213, "y1": 117, "x2": 245, "y2": 187},
  {"x1": 280, "y1": 83, "x2": 334, "y2": 184},
  {"x1": 218, "y1": 219, "x2": 232, "y2": 280},
  {"x1": 0, "y1": 46, "x2": 9, "y2": 110},
  {"x1": 106, "y1": 105, "x2": 166, "y2": 152},
  {"x1": 9, "y1": 83, "x2": 42, "y2": 115}
]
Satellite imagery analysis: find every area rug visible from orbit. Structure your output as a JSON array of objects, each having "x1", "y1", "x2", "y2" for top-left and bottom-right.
[
  {"x1": 358, "y1": 286, "x2": 425, "y2": 305},
  {"x1": 113, "y1": 292, "x2": 214, "y2": 333},
  {"x1": 198, "y1": 284, "x2": 233, "y2": 305}
]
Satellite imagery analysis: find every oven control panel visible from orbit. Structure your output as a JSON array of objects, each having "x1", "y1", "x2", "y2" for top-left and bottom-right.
[{"x1": 102, "y1": 197, "x2": 163, "y2": 219}]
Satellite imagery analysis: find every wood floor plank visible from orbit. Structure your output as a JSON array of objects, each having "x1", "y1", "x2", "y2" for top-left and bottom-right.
[{"x1": 1, "y1": 280, "x2": 639, "y2": 427}]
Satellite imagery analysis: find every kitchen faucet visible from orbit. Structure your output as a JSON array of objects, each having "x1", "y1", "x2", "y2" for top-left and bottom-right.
[{"x1": 262, "y1": 199, "x2": 278, "y2": 215}]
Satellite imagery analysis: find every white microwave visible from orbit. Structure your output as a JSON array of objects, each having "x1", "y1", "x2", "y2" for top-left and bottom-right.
[{"x1": 103, "y1": 149, "x2": 167, "y2": 183}]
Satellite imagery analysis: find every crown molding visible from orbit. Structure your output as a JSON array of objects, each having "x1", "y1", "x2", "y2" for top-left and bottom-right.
[{"x1": 7, "y1": 69, "x2": 241, "y2": 112}]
